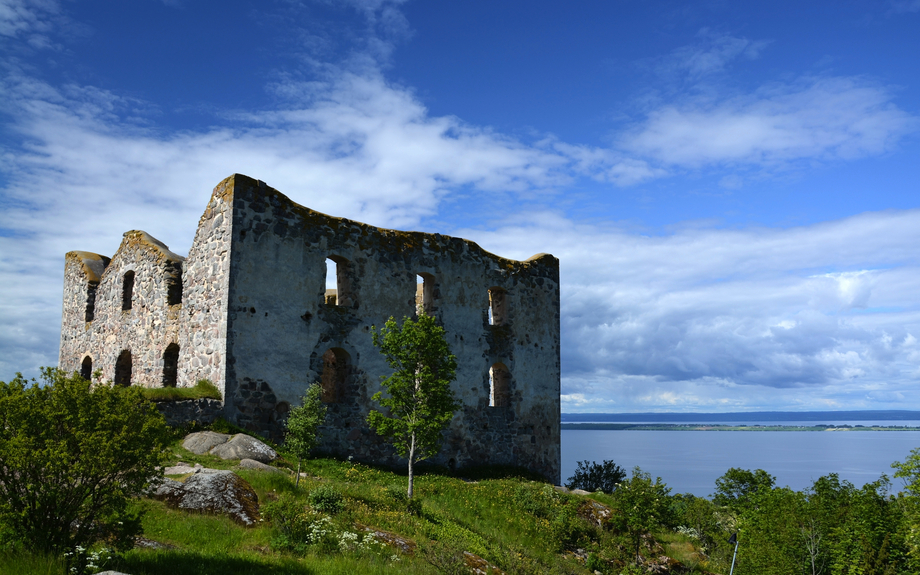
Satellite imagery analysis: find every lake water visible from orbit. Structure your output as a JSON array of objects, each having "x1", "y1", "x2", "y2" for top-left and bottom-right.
[{"x1": 561, "y1": 429, "x2": 920, "y2": 497}]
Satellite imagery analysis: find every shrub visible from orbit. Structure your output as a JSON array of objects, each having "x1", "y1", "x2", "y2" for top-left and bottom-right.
[
  {"x1": 566, "y1": 459, "x2": 626, "y2": 493},
  {"x1": 308, "y1": 485, "x2": 345, "y2": 514},
  {"x1": 263, "y1": 495, "x2": 338, "y2": 553},
  {"x1": 0, "y1": 368, "x2": 171, "y2": 553}
]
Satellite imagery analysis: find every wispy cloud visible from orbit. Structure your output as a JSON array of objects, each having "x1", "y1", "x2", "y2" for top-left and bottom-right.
[
  {"x1": 0, "y1": 0, "x2": 59, "y2": 48},
  {"x1": 2, "y1": 0, "x2": 919, "y2": 413},
  {"x1": 890, "y1": 0, "x2": 920, "y2": 13},
  {"x1": 459, "y1": 210, "x2": 920, "y2": 411},
  {"x1": 660, "y1": 30, "x2": 770, "y2": 80},
  {"x1": 622, "y1": 77, "x2": 918, "y2": 168}
]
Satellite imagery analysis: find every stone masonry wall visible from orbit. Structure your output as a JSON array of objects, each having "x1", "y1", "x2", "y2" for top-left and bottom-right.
[
  {"x1": 220, "y1": 175, "x2": 561, "y2": 482},
  {"x1": 60, "y1": 231, "x2": 184, "y2": 387},
  {"x1": 59, "y1": 174, "x2": 561, "y2": 483}
]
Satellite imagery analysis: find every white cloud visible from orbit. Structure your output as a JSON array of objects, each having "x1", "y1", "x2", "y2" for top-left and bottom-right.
[
  {"x1": 459, "y1": 210, "x2": 920, "y2": 411},
  {"x1": 622, "y1": 77, "x2": 918, "y2": 168},
  {"x1": 663, "y1": 31, "x2": 770, "y2": 79}
]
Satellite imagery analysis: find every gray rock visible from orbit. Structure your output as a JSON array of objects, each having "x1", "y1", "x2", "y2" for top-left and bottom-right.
[
  {"x1": 96, "y1": 572, "x2": 133, "y2": 575},
  {"x1": 182, "y1": 431, "x2": 230, "y2": 455},
  {"x1": 151, "y1": 470, "x2": 260, "y2": 526},
  {"x1": 210, "y1": 433, "x2": 277, "y2": 463},
  {"x1": 238, "y1": 458, "x2": 284, "y2": 473},
  {"x1": 164, "y1": 462, "x2": 204, "y2": 475}
]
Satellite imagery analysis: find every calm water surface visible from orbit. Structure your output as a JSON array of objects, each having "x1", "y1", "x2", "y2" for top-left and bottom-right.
[{"x1": 561, "y1": 429, "x2": 920, "y2": 497}]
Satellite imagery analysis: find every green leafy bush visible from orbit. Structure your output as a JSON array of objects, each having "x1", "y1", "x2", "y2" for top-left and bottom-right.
[
  {"x1": 0, "y1": 368, "x2": 171, "y2": 553},
  {"x1": 309, "y1": 485, "x2": 345, "y2": 514},
  {"x1": 565, "y1": 459, "x2": 626, "y2": 493},
  {"x1": 263, "y1": 495, "x2": 338, "y2": 554}
]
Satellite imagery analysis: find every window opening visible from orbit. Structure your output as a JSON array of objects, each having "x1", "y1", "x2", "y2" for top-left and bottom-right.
[
  {"x1": 80, "y1": 356, "x2": 92, "y2": 381},
  {"x1": 325, "y1": 256, "x2": 355, "y2": 308},
  {"x1": 166, "y1": 263, "x2": 182, "y2": 305},
  {"x1": 320, "y1": 348, "x2": 349, "y2": 403},
  {"x1": 416, "y1": 273, "x2": 435, "y2": 316},
  {"x1": 490, "y1": 362, "x2": 511, "y2": 407},
  {"x1": 325, "y1": 258, "x2": 337, "y2": 305},
  {"x1": 122, "y1": 271, "x2": 135, "y2": 311},
  {"x1": 115, "y1": 350, "x2": 132, "y2": 386},
  {"x1": 85, "y1": 282, "x2": 99, "y2": 322},
  {"x1": 162, "y1": 344, "x2": 179, "y2": 387},
  {"x1": 488, "y1": 287, "x2": 507, "y2": 326}
]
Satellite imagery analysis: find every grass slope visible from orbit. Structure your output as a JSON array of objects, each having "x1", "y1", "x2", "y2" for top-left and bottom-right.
[{"x1": 3, "y1": 436, "x2": 711, "y2": 575}]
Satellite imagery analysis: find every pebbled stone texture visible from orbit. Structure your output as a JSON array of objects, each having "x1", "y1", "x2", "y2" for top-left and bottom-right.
[{"x1": 151, "y1": 470, "x2": 260, "y2": 526}]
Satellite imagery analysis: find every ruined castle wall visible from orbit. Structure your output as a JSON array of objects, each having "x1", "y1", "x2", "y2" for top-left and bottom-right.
[
  {"x1": 60, "y1": 232, "x2": 184, "y2": 387},
  {"x1": 177, "y1": 181, "x2": 235, "y2": 393},
  {"x1": 59, "y1": 251, "x2": 111, "y2": 375},
  {"x1": 218, "y1": 176, "x2": 560, "y2": 481}
]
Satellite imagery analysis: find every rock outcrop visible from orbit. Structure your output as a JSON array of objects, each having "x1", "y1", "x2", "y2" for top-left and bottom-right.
[{"x1": 151, "y1": 469, "x2": 260, "y2": 526}]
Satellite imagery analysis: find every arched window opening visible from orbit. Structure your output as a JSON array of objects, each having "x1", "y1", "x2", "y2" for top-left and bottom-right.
[
  {"x1": 416, "y1": 273, "x2": 435, "y2": 316},
  {"x1": 490, "y1": 362, "x2": 511, "y2": 407},
  {"x1": 325, "y1": 256, "x2": 356, "y2": 308},
  {"x1": 320, "y1": 347, "x2": 349, "y2": 403},
  {"x1": 488, "y1": 287, "x2": 507, "y2": 326},
  {"x1": 122, "y1": 271, "x2": 135, "y2": 311},
  {"x1": 166, "y1": 263, "x2": 183, "y2": 306},
  {"x1": 80, "y1": 356, "x2": 93, "y2": 381},
  {"x1": 85, "y1": 282, "x2": 99, "y2": 322},
  {"x1": 114, "y1": 350, "x2": 132, "y2": 386},
  {"x1": 162, "y1": 343, "x2": 180, "y2": 387}
]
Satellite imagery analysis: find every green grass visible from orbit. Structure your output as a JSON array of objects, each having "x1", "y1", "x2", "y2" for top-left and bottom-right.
[
  {"x1": 141, "y1": 379, "x2": 222, "y2": 402},
  {"x1": 3, "y1": 436, "x2": 713, "y2": 575}
]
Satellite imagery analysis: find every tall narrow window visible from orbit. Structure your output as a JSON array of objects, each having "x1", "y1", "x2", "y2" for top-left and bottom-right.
[
  {"x1": 320, "y1": 347, "x2": 349, "y2": 403},
  {"x1": 85, "y1": 282, "x2": 99, "y2": 322},
  {"x1": 325, "y1": 258, "x2": 338, "y2": 305},
  {"x1": 490, "y1": 362, "x2": 511, "y2": 407},
  {"x1": 162, "y1": 343, "x2": 179, "y2": 387},
  {"x1": 122, "y1": 271, "x2": 135, "y2": 311},
  {"x1": 325, "y1": 256, "x2": 355, "y2": 308},
  {"x1": 80, "y1": 356, "x2": 93, "y2": 381},
  {"x1": 166, "y1": 263, "x2": 183, "y2": 306},
  {"x1": 115, "y1": 350, "x2": 132, "y2": 386},
  {"x1": 488, "y1": 287, "x2": 507, "y2": 326},
  {"x1": 416, "y1": 273, "x2": 435, "y2": 315}
]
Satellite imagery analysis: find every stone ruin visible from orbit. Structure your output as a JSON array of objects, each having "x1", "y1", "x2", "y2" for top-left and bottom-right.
[{"x1": 59, "y1": 174, "x2": 561, "y2": 482}]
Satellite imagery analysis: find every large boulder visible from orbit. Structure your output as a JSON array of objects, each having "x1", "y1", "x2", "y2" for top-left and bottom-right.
[
  {"x1": 151, "y1": 469, "x2": 260, "y2": 526},
  {"x1": 238, "y1": 458, "x2": 284, "y2": 473},
  {"x1": 210, "y1": 433, "x2": 277, "y2": 463},
  {"x1": 182, "y1": 431, "x2": 230, "y2": 455}
]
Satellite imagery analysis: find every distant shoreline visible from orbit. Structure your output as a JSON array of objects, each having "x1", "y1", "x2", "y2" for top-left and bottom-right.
[
  {"x1": 561, "y1": 423, "x2": 920, "y2": 431},
  {"x1": 561, "y1": 410, "x2": 920, "y2": 423}
]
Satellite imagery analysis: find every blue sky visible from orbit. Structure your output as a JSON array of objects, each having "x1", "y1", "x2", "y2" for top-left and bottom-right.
[{"x1": 1, "y1": 0, "x2": 919, "y2": 412}]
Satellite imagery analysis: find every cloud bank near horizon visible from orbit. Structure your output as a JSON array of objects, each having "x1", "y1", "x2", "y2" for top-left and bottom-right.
[{"x1": 1, "y1": 0, "x2": 919, "y2": 412}]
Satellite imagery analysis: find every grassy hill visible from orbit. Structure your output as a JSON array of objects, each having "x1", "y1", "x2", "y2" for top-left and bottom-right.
[{"x1": 2, "y1": 432, "x2": 712, "y2": 575}]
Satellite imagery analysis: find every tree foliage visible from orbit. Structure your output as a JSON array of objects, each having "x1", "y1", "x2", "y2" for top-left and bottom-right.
[
  {"x1": 0, "y1": 368, "x2": 171, "y2": 552},
  {"x1": 367, "y1": 314, "x2": 460, "y2": 499},
  {"x1": 712, "y1": 467, "x2": 776, "y2": 510},
  {"x1": 284, "y1": 382, "x2": 327, "y2": 487},
  {"x1": 565, "y1": 459, "x2": 626, "y2": 493},
  {"x1": 613, "y1": 467, "x2": 671, "y2": 564}
]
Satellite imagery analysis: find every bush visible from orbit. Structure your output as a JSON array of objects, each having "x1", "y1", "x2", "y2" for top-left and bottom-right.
[
  {"x1": 308, "y1": 485, "x2": 345, "y2": 514},
  {"x1": 0, "y1": 368, "x2": 171, "y2": 553},
  {"x1": 263, "y1": 495, "x2": 338, "y2": 554},
  {"x1": 566, "y1": 459, "x2": 626, "y2": 493}
]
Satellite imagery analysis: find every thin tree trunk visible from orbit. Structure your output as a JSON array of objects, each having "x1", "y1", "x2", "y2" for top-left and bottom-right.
[
  {"x1": 408, "y1": 431, "x2": 416, "y2": 500},
  {"x1": 295, "y1": 459, "x2": 301, "y2": 488}
]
